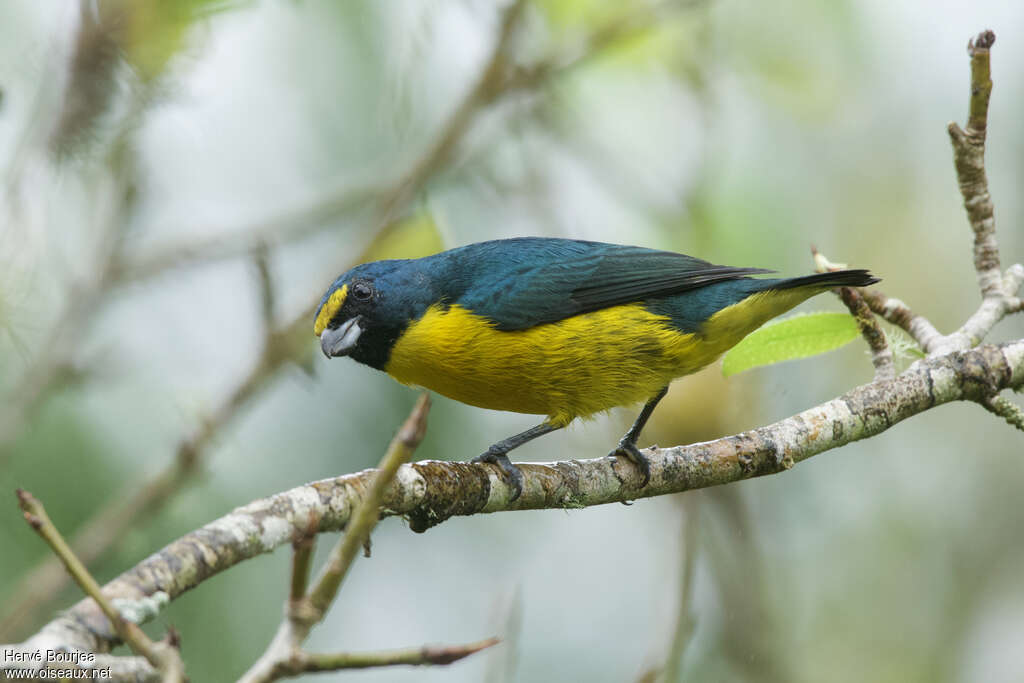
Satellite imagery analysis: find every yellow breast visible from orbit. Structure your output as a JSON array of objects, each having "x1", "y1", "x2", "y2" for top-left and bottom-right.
[
  {"x1": 384, "y1": 303, "x2": 719, "y2": 425},
  {"x1": 381, "y1": 277, "x2": 827, "y2": 427},
  {"x1": 384, "y1": 285, "x2": 821, "y2": 424}
]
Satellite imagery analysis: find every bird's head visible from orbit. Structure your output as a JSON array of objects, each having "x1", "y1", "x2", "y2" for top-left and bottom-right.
[{"x1": 314, "y1": 258, "x2": 437, "y2": 369}]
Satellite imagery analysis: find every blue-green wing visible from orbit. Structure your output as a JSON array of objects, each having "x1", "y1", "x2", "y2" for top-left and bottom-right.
[{"x1": 446, "y1": 238, "x2": 769, "y2": 330}]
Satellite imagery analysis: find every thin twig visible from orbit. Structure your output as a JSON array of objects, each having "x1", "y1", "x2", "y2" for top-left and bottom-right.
[
  {"x1": 933, "y1": 30, "x2": 1024, "y2": 354},
  {"x1": 858, "y1": 288, "x2": 943, "y2": 353},
  {"x1": 948, "y1": 30, "x2": 1000, "y2": 299},
  {"x1": 15, "y1": 490, "x2": 185, "y2": 682},
  {"x1": 0, "y1": 647, "x2": 159, "y2": 682},
  {"x1": 812, "y1": 247, "x2": 895, "y2": 380},
  {"x1": 857, "y1": 31, "x2": 1021, "y2": 359},
  {"x1": 284, "y1": 638, "x2": 500, "y2": 673},
  {"x1": 838, "y1": 288, "x2": 895, "y2": 380},
  {"x1": 254, "y1": 245, "x2": 276, "y2": 333},
  {"x1": 965, "y1": 31, "x2": 995, "y2": 134},
  {"x1": 0, "y1": 320, "x2": 298, "y2": 640},
  {"x1": 980, "y1": 394, "x2": 1024, "y2": 433},
  {"x1": 289, "y1": 533, "x2": 316, "y2": 605},
  {"x1": 240, "y1": 394, "x2": 435, "y2": 683},
  {"x1": 305, "y1": 393, "x2": 431, "y2": 616}
]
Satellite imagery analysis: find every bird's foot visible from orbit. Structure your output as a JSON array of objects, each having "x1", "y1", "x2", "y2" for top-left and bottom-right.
[
  {"x1": 609, "y1": 439, "x2": 651, "y2": 488},
  {"x1": 471, "y1": 449, "x2": 525, "y2": 501}
]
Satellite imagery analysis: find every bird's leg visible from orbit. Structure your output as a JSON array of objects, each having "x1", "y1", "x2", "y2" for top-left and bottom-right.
[
  {"x1": 610, "y1": 386, "x2": 669, "y2": 488},
  {"x1": 472, "y1": 422, "x2": 560, "y2": 501}
]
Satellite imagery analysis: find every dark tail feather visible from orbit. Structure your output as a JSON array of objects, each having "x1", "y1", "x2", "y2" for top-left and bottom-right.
[{"x1": 767, "y1": 269, "x2": 879, "y2": 291}]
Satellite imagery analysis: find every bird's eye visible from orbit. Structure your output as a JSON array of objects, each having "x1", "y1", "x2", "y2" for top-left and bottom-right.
[{"x1": 351, "y1": 281, "x2": 374, "y2": 301}]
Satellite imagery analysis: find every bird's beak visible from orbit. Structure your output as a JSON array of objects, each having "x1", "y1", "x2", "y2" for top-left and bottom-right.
[{"x1": 320, "y1": 316, "x2": 363, "y2": 358}]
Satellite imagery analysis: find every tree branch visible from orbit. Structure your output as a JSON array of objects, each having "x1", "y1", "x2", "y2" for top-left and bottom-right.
[
  {"x1": 981, "y1": 394, "x2": 1024, "y2": 433},
  {"x1": 859, "y1": 288, "x2": 944, "y2": 352},
  {"x1": 306, "y1": 394, "x2": 430, "y2": 616},
  {"x1": 15, "y1": 490, "x2": 185, "y2": 682},
  {"x1": 812, "y1": 247, "x2": 895, "y2": 380},
  {"x1": 938, "y1": 30, "x2": 1024, "y2": 356},
  {"x1": 240, "y1": 394, "x2": 433, "y2": 683},
  {"x1": 948, "y1": 30, "x2": 1000, "y2": 299},
  {"x1": 288, "y1": 531, "x2": 316, "y2": 605},
  {"x1": 261, "y1": 638, "x2": 500, "y2": 676},
  {"x1": 0, "y1": 324, "x2": 297, "y2": 640},
  {"x1": 0, "y1": 647, "x2": 158, "y2": 683},
  {"x1": 4, "y1": 340, "x2": 1020, "y2": 664},
  {"x1": 857, "y1": 30, "x2": 1021, "y2": 358}
]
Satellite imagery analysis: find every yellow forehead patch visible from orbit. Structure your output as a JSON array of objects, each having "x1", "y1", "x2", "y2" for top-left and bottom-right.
[{"x1": 313, "y1": 284, "x2": 348, "y2": 336}]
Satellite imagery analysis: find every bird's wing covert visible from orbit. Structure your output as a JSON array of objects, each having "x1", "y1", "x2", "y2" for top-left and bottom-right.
[{"x1": 453, "y1": 241, "x2": 770, "y2": 330}]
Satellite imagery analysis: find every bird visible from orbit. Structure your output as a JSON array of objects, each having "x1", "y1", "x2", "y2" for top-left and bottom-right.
[{"x1": 315, "y1": 237, "x2": 877, "y2": 499}]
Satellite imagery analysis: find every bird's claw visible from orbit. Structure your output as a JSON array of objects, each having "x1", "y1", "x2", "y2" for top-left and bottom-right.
[
  {"x1": 609, "y1": 439, "x2": 651, "y2": 488},
  {"x1": 471, "y1": 450, "x2": 525, "y2": 501}
]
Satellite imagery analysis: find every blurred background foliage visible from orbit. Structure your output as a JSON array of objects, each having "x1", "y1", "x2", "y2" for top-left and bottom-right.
[{"x1": 1, "y1": 0, "x2": 1023, "y2": 681}]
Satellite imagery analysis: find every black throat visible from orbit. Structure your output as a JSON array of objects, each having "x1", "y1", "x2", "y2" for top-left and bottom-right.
[{"x1": 348, "y1": 323, "x2": 406, "y2": 371}]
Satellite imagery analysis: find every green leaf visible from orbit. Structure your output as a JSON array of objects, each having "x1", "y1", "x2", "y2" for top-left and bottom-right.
[{"x1": 721, "y1": 312, "x2": 860, "y2": 377}]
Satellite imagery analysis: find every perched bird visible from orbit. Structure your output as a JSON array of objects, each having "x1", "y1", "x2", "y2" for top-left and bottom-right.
[{"x1": 315, "y1": 237, "x2": 877, "y2": 498}]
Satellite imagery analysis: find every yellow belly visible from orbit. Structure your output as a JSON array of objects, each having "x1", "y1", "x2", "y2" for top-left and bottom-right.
[
  {"x1": 385, "y1": 289, "x2": 812, "y2": 425},
  {"x1": 385, "y1": 303, "x2": 721, "y2": 425},
  {"x1": 385, "y1": 289, "x2": 816, "y2": 424}
]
